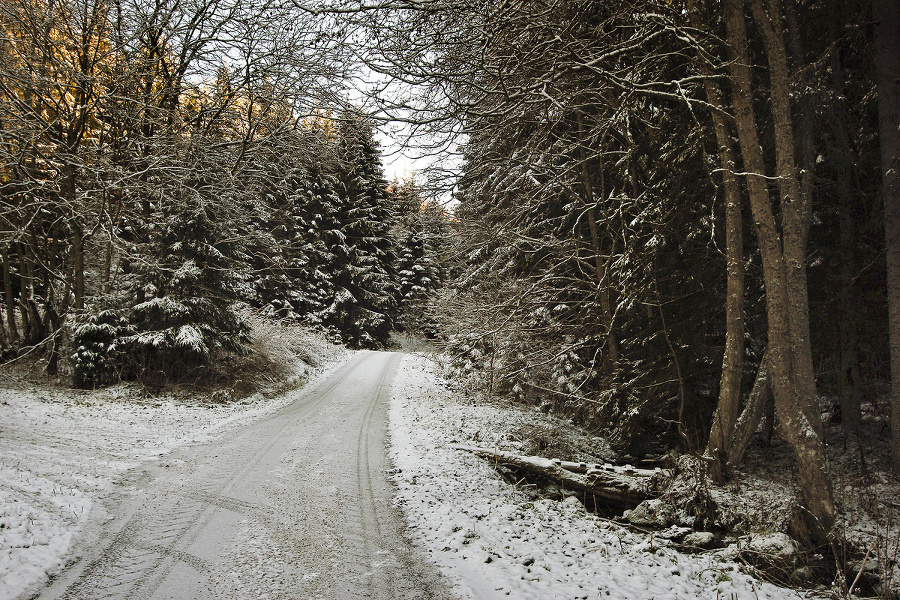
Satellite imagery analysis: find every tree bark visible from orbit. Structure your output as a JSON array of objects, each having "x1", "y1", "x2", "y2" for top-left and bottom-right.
[
  {"x1": 729, "y1": 348, "x2": 773, "y2": 467},
  {"x1": 748, "y1": 0, "x2": 819, "y2": 438},
  {"x1": 725, "y1": 0, "x2": 835, "y2": 543},
  {"x1": 457, "y1": 446, "x2": 657, "y2": 507},
  {"x1": 873, "y1": 0, "x2": 900, "y2": 476},
  {"x1": 689, "y1": 0, "x2": 745, "y2": 482},
  {"x1": 0, "y1": 298, "x2": 7, "y2": 349},
  {"x1": 2, "y1": 249, "x2": 17, "y2": 343}
]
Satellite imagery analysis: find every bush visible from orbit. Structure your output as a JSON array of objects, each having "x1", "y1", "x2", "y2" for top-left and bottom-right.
[{"x1": 71, "y1": 310, "x2": 134, "y2": 388}]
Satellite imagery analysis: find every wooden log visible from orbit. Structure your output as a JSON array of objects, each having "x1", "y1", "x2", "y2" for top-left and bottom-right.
[
  {"x1": 547, "y1": 458, "x2": 660, "y2": 477},
  {"x1": 455, "y1": 446, "x2": 661, "y2": 507}
]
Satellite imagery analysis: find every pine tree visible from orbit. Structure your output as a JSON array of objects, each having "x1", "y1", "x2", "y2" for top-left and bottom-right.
[
  {"x1": 318, "y1": 111, "x2": 399, "y2": 347},
  {"x1": 390, "y1": 178, "x2": 448, "y2": 335},
  {"x1": 118, "y1": 163, "x2": 252, "y2": 383}
]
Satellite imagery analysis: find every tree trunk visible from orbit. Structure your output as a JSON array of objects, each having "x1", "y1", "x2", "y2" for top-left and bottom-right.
[
  {"x1": 17, "y1": 244, "x2": 33, "y2": 343},
  {"x1": 689, "y1": 0, "x2": 745, "y2": 483},
  {"x1": 45, "y1": 306, "x2": 61, "y2": 375},
  {"x1": 587, "y1": 207, "x2": 619, "y2": 366},
  {"x1": 655, "y1": 275, "x2": 688, "y2": 446},
  {"x1": 1, "y1": 248, "x2": 17, "y2": 343},
  {"x1": 784, "y1": 1, "x2": 817, "y2": 215},
  {"x1": 103, "y1": 237, "x2": 113, "y2": 294},
  {"x1": 0, "y1": 299, "x2": 7, "y2": 349},
  {"x1": 577, "y1": 114, "x2": 619, "y2": 368},
  {"x1": 762, "y1": 392, "x2": 776, "y2": 444},
  {"x1": 729, "y1": 348, "x2": 773, "y2": 467},
  {"x1": 873, "y1": 0, "x2": 900, "y2": 476},
  {"x1": 73, "y1": 222, "x2": 85, "y2": 310},
  {"x1": 725, "y1": 0, "x2": 835, "y2": 543},
  {"x1": 828, "y1": 1, "x2": 863, "y2": 440},
  {"x1": 839, "y1": 201, "x2": 863, "y2": 439},
  {"x1": 457, "y1": 446, "x2": 656, "y2": 507}
]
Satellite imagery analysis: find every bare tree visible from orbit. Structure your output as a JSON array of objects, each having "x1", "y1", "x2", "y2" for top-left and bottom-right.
[{"x1": 722, "y1": 0, "x2": 834, "y2": 542}]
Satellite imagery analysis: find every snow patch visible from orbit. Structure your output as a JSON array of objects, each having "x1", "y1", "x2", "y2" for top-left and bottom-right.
[
  {"x1": 0, "y1": 350, "x2": 349, "y2": 600},
  {"x1": 388, "y1": 354, "x2": 803, "y2": 600}
]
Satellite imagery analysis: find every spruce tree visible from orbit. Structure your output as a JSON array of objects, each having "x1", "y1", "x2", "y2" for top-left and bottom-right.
[
  {"x1": 119, "y1": 168, "x2": 252, "y2": 383},
  {"x1": 319, "y1": 111, "x2": 398, "y2": 347},
  {"x1": 390, "y1": 179, "x2": 447, "y2": 334}
]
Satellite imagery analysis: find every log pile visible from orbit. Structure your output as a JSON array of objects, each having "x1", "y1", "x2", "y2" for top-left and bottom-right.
[{"x1": 455, "y1": 446, "x2": 667, "y2": 508}]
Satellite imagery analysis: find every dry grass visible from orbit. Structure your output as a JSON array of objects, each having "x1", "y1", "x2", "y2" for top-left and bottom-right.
[{"x1": 215, "y1": 308, "x2": 348, "y2": 399}]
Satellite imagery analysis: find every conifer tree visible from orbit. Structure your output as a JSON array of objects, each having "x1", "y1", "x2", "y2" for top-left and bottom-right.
[
  {"x1": 291, "y1": 166, "x2": 345, "y2": 322},
  {"x1": 318, "y1": 111, "x2": 399, "y2": 347},
  {"x1": 118, "y1": 156, "x2": 252, "y2": 383},
  {"x1": 390, "y1": 178, "x2": 447, "y2": 334}
]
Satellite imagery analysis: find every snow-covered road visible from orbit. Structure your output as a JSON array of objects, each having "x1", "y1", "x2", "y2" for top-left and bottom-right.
[
  {"x1": 4, "y1": 350, "x2": 813, "y2": 600},
  {"x1": 34, "y1": 351, "x2": 449, "y2": 600}
]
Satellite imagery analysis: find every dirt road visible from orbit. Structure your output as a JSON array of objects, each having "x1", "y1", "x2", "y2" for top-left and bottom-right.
[{"x1": 38, "y1": 351, "x2": 449, "y2": 600}]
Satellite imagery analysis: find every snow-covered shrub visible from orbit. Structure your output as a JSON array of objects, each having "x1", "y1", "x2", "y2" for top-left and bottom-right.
[
  {"x1": 71, "y1": 310, "x2": 134, "y2": 388},
  {"x1": 444, "y1": 332, "x2": 495, "y2": 382},
  {"x1": 118, "y1": 295, "x2": 250, "y2": 384},
  {"x1": 219, "y1": 308, "x2": 348, "y2": 398}
]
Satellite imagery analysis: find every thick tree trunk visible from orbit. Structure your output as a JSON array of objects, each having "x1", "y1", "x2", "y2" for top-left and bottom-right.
[
  {"x1": 689, "y1": 0, "x2": 745, "y2": 482},
  {"x1": 748, "y1": 0, "x2": 817, "y2": 428},
  {"x1": 725, "y1": 0, "x2": 835, "y2": 543},
  {"x1": 873, "y1": 0, "x2": 900, "y2": 476}
]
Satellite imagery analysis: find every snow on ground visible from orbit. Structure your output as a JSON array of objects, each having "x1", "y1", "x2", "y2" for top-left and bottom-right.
[
  {"x1": 389, "y1": 353, "x2": 803, "y2": 600},
  {"x1": 0, "y1": 347, "x2": 348, "y2": 600}
]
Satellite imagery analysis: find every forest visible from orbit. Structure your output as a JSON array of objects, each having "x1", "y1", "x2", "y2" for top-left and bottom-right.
[{"x1": 1, "y1": 0, "x2": 899, "y2": 577}]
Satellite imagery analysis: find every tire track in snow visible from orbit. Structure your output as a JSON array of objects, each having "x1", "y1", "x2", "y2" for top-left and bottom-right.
[
  {"x1": 46, "y1": 352, "x2": 374, "y2": 600},
  {"x1": 39, "y1": 351, "x2": 448, "y2": 600},
  {"x1": 337, "y1": 351, "x2": 402, "y2": 599}
]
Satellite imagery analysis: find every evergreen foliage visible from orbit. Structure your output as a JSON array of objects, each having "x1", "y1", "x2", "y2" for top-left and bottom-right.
[
  {"x1": 391, "y1": 179, "x2": 449, "y2": 336},
  {"x1": 71, "y1": 311, "x2": 134, "y2": 388},
  {"x1": 316, "y1": 111, "x2": 400, "y2": 348},
  {"x1": 119, "y1": 169, "x2": 253, "y2": 383}
]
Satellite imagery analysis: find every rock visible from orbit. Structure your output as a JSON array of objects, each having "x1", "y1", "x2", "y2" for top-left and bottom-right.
[
  {"x1": 627, "y1": 498, "x2": 675, "y2": 527},
  {"x1": 682, "y1": 531, "x2": 716, "y2": 549},
  {"x1": 655, "y1": 525, "x2": 692, "y2": 542},
  {"x1": 739, "y1": 532, "x2": 800, "y2": 577},
  {"x1": 746, "y1": 532, "x2": 798, "y2": 557}
]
